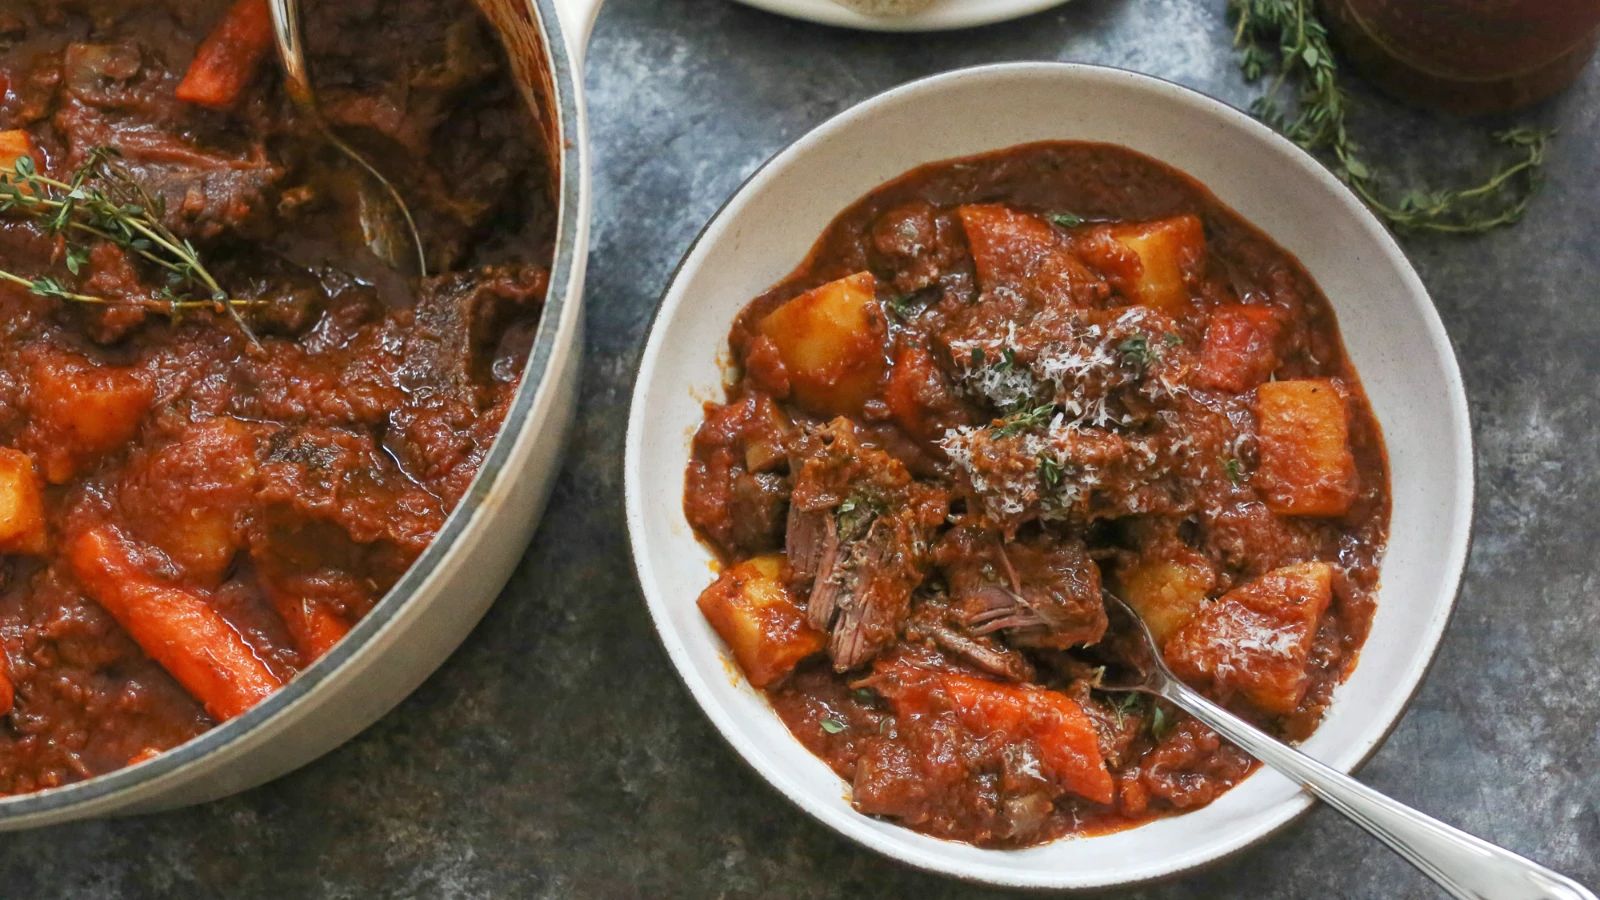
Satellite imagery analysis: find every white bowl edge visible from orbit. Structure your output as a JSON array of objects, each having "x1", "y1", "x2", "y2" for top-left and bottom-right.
[
  {"x1": 731, "y1": 0, "x2": 1073, "y2": 32},
  {"x1": 625, "y1": 62, "x2": 1473, "y2": 890}
]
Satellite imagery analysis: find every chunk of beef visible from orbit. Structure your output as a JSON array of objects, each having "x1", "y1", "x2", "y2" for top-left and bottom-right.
[
  {"x1": 906, "y1": 593, "x2": 1036, "y2": 683},
  {"x1": 787, "y1": 418, "x2": 944, "y2": 671},
  {"x1": 936, "y1": 525, "x2": 1107, "y2": 650}
]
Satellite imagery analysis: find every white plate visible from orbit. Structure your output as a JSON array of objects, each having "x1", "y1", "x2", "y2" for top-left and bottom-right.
[
  {"x1": 732, "y1": 0, "x2": 1073, "y2": 31},
  {"x1": 626, "y1": 63, "x2": 1472, "y2": 890}
]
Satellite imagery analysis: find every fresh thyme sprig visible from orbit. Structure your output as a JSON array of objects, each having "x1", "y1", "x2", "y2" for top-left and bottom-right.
[
  {"x1": 0, "y1": 149, "x2": 260, "y2": 338},
  {"x1": 991, "y1": 404, "x2": 1055, "y2": 439},
  {"x1": 1229, "y1": 0, "x2": 1552, "y2": 235}
]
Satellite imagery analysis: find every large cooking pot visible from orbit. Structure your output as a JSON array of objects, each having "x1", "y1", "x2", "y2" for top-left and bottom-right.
[{"x1": 0, "y1": 0, "x2": 603, "y2": 830}]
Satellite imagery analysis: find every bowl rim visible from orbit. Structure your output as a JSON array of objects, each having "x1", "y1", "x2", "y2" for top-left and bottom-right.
[
  {"x1": 0, "y1": 0, "x2": 588, "y2": 823},
  {"x1": 624, "y1": 60, "x2": 1475, "y2": 889},
  {"x1": 730, "y1": 0, "x2": 1074, "y2": 32}
]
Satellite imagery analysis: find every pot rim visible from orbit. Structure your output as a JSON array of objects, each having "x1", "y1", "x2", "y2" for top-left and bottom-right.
[{"x1": 0, "y1": 0, "x2": 588, "y2": 824}]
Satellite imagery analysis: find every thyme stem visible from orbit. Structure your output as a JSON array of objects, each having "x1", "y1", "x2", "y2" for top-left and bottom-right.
[
  {"x1": 1228, "y1": 0, "x2": 1551, "y2": 235},
  {"x1": 0, "y1": 149, "x2": 261, "y2": 337}
]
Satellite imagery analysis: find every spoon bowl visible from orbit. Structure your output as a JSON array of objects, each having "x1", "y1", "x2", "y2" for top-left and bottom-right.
[{"x1": 268, "y1": 0, "x2": 429, "y2": 277}]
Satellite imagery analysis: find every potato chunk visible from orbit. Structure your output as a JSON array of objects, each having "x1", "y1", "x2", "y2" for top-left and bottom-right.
[
  {"x1": 118, "y1": 418, "x2": 260, "y2": 585},
  {"x1": 1164, "y1": 561, "x2": 1333, "y2": 715},
  {"x1": 1256, "y1": 379, "x2": 1356, "y2": 517},
  {"x1": 1118, "y1": 552, "x2": 1215, "y2": 646},
  {"x1": 0, "y1": 449, "x2": 46, "y2": 556},
  {"x1": 1106, "y1": 215, "x2": 1205, "y2": 312},
  {"x1": 25, "y1": 352, "x2": 153, "y2": 483},
  {"x1": 698, "y1": 555, "x2": 825, "y2": 688},
  {"x1": 758, "y1": 272, "x2": 886, "y2": 417}
]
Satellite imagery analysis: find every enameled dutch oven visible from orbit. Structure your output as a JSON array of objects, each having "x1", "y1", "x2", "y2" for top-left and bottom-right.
[{"x1": 0, "y1": 0, "x2": 603, "y2": 830}]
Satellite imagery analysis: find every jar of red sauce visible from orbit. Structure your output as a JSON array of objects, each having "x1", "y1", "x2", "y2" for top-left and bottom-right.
[{"x1": 1319, "y1": 0, "x2": 1600, "y2": 114}]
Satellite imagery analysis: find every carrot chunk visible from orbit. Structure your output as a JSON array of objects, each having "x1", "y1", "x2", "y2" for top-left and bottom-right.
[
  {"x1": 1164, "y1": 561, "x2": 1333, "y2": 715},
  {"x1": 0, "y1": 449, "x2": 47, "y2": 556},
  {"x1": 0, "y1": 130, "x2": 34, "y2": 171},
  {"x1": 70, "y1": 527, "x2": 284, "y2": 721},
  {"x1": 698, "y1": 555, "x2": 824, "y2": 688},
  {"x1": 876, "y1": 662, "x2": 1114, "y2": 805},
  {"x1": 260, "y1": 580, "x2": 352, "y2": 664},
  {"x1": 1255, "y1": 378, "x2": 1357, "y2": 517},
  {"x1": 1197, "y1": 304, "x2": 1280, "y2": 392},
  {"x1": 176, "y1": 0, "x2": 274, "y2": 110},
  {"x1": 758, "y1": 272, "x2": 886, "y2": 417}
]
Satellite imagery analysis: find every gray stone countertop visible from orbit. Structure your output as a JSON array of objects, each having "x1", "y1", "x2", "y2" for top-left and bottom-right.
[{"x1": 5, "y1": 0, "x2": 1599, "y2": 896}]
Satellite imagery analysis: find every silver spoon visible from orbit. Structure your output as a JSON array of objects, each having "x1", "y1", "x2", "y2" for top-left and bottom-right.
[
  {"x1": 267, "y1": 0, "x2": 428, "y2": 278},
  {"x1": 1099, "y1": 592, "x2": 1596, "y2": 900}
]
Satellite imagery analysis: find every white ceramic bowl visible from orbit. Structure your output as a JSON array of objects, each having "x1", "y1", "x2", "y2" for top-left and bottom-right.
[
  {"x1": 625, "y1": 63, "x2": 1473, "y2": 889},
  {"x1": 0, "y1": 0, "x2": 603, "y2": 830},
  {"x1": 732, "y1": 0, "x2": 1074, "y2": 31}
]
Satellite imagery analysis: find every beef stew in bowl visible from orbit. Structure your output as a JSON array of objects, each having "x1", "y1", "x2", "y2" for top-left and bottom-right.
[
  {"x1": 626, "y1": 63, "x2": 1470, "y2": 888},
  {"x1": 683, "y1": 141, "x2": 1390, "y2": 848}
]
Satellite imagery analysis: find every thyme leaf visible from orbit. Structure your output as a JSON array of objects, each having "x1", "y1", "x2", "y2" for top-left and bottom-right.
[
  {"x1": 0, "y1": 150, "x2": 261, "y2": 339},
  {"x1": 1119, "y1": 334, "x2": 1155, "y2": 369},
  {"x1": 1223, "y1": 456, "x2": 1244, "y2": 486},
  {"x1": 1049, "y1": 212, "x2": 1084, "y2": 228},
  {"x1": 1150, "y1": 705, "x2": 1172, "y2": 741},
  {"x1": 1037, "y1": 453, "x2": 1064, "y2": 488},
  {"x1": 991, "y1": 404, "x2": 1055, "y2": 439},
  {"x1": 820, "y1": 718, "x2": 846, "y2": 735},
  {"x1": 1107, "y1": 692, "x2": 1142, "y2": 730}
]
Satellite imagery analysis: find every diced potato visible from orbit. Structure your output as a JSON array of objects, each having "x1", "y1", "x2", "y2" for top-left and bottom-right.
[
  {"x1": 1105, "y1": 215, "x2": 1206, "y2": 312},
  {"x1": 25, "y1": 353, "x2": 153, "y2": 483},
  {"x1": 118, "y1": 418, "x2": 260, "y2": 585},
  {"x1": 0, "y1": 130, "x2": 34, "y2": 171},
  {"x1": 0, "y1": 449, "x2": 47, "y2": 556},
  {"x1": 1119, "y1": 553, "x2": 1216, "y2": 646},
  {"x1": 1196, "y1": 304, "x2": 1280, "y2": 392},
  {"x1": 698, "y1": 554, "x2": 825, "y2": 688},
  {"x1": 1255, "y1": 379, "x2": 1356, "y2": 517},
  {"x1": 758, "y1": 272, "x2": 886, "y2": 416},
  {"x1": 958, "y1": 204, "x2": 1098, "y2": 309},
  {"x1": 1164, "y1": 561, "x2": 1333, "y2": 715}
]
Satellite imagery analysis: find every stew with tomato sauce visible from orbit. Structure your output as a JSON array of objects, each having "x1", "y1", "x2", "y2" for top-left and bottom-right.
[
  {"x1": 0, "y1": 0, "x2": 551, "y2": 793},
  {"x1": 685, "y1": 142, "x2": 1389, "y2": 847}
]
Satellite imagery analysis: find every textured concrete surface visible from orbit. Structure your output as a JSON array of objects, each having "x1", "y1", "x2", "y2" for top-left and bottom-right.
[{"x1": 4, "y1": 0, "x2": 1598, "y2": 896}]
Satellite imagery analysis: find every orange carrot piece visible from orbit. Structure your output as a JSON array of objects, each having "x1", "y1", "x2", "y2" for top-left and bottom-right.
[
  {"x1": 268, "y1": 591, "x2": 351, "y2": 664},
  {"x1": 941, "y1": 672, "x2": 1115, "y2": 805},
  {"x1": 70, "y1": 527, "x2": 284, "y2": 721},
  {"x1": 0, "y1": 130, "x2": 34, "y2": 170},
  {"x1": 876, "y1": 661, "x2": 1114, "y2": 805},
  {"x1": 175, "y1": 0, "x2": 274, "y2": 110}
]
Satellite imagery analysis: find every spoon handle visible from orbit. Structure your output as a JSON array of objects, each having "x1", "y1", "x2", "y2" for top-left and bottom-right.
[
  {"x1": 1162, "y1": 680, "x2": 1596, "y2": 900},
  {"x1": 266, "y1": 0, "x2": 314, "y2": 112}
]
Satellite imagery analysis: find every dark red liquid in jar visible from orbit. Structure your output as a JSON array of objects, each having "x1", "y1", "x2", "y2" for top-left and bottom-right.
[{"x1": 1319, "y1": 0, "x2": 1600, "y2": 113}]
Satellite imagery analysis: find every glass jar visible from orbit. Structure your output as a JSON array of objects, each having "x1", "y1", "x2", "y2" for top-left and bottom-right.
[{"x1": 1319, "y1": 0, "x2": 1600, "y2": 114}]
